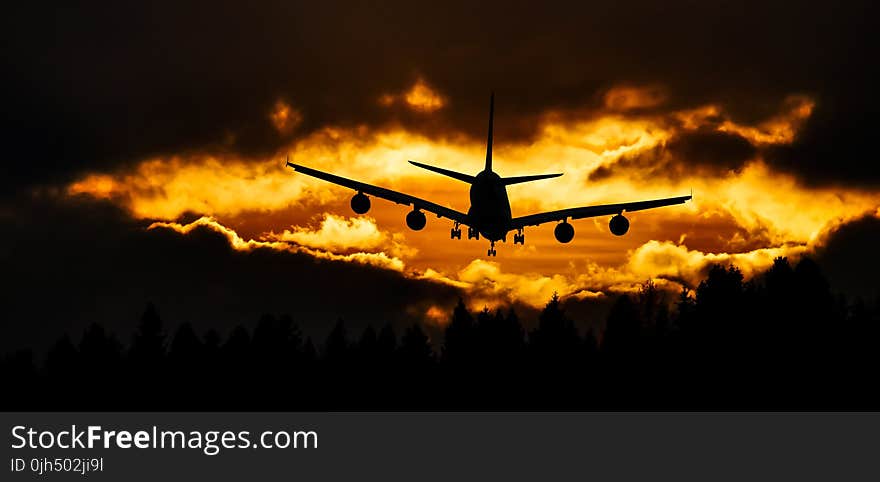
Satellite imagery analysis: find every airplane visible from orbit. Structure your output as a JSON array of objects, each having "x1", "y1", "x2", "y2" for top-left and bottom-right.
[{"x1": 286, "y1": 94, "x2": 691, "y2": 256}]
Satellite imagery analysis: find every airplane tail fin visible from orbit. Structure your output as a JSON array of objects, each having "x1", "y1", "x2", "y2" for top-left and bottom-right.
[
  {"x1": 501, "y1": 173, "x2": 563, "y2": 185},
  {"x1": 485, "y1": 92, "x2": 494, "y2": 172},
  {"x1": 409, "y1": 160, "x2": 476, "y2": 183},
  {"x1": 410, "y1": 94, "x2": 563, "y2": 186}
]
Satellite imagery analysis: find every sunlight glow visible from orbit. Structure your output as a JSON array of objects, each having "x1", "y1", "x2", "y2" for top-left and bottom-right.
[{"x1": 65, "y1": 83, "x2": 880, "y2": 308}]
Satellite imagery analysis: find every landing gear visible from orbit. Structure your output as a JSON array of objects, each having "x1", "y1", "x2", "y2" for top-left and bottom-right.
[
  {"x1": 513, "y1": 228, "x2": 525, "y2": 245},
  {"x1": 487, "y1": 240, "x2": 497, "y2": 257},
  {"x1": 450, "y1": 222, "x2": 462, "y2": 239},
  {"x1": 468, "y1": 227, "x2": 480, "y2": 240}
]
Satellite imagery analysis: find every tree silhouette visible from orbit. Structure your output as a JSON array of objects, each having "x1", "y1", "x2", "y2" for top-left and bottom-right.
[
  {"x1": 80, "y1": 323, "x2": 122, "y2": 372},
  {"x1": 2, "y1": 349, "x2": 37, "y2": 408},
  {"x1": 46, "y1": 334, "x2": 78, "y2": 383},
  {"x1": 377, "y1": 323, "x2": 397, "y2": 363},
  {"x1": 167, "y1": 322, "x2": 204, "y2": 405},
  {"x1": 130, "y1": 303, "x2": 165, "y2": 370},
  {"x1": 302, "y1": 337, "x2": 317, "y2": 364},
  {"x1": 602, "y1": 294, "x2": 640, "y2": 357},
  {"x1": 530, "y1": 293, "x2": 580, "y2": 366},
  {"x1": 443, "y1": 298, "x2": 476, "y2": 367},
  {"x1": 399, "y1": 323, "x2": 433, "y2": 368},
  {"x1": 169, "y1": 322, "x2": 202, "y2": 367},
  {"x1": 357, "y1": 324, "x2": 378, "y2": 362},
  {"x1": 252, "y1": 313, "x2": 304, "y2": 396},
  {"x1": 324, "y1": 318, "x2": 349, "y2": 365},
  {"x1": 203, "y1": 328, "x2": 221, "y2": 362},
  {"x1": 221, "y1": 324, "x2": 252, "y2": 405},
  {"x1": 5, "y1": 256, "x2": 880, "y2": 410}
]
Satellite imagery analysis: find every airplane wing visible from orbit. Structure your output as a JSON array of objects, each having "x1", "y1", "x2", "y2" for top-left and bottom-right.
[
  {"x1": 509, "y1": 194, "x2": 692, "y2": 229},
  {"x1": 287, "y1": 162, "x2": 471, "y2": 226}
]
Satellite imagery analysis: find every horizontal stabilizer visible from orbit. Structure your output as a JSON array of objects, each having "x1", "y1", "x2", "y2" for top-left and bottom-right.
[
  {"x1": 502, "y1": 173, "x2": 563, "y2": 185},
  {"x1": 409, "y1": 160, "x2": 476, "y2": 183}
]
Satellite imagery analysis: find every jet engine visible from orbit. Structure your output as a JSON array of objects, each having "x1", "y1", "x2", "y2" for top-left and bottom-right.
[
  {"x1": 554, "y1": 221, "x2": 575, "y2": 243},
  {"x1": 350, "y1": 193, "x2": 371, "y2": 214},
  {"x1": 406, "y1": 209, "x2": 427, "y2": 231},
  {"x1": 609, "y1": 214, "x2": 629, "y2": 236}
]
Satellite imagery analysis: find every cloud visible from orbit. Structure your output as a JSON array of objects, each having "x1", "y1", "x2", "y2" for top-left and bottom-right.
[
  {"x1": 148, "y1": 216, "x2": 408, "y2": 272},
  {"x1": 591, "y1": 129, "x2": 757, "y2": 181},
  {"x1": 0, "y1": 196, "x2": 462, "y2": 356},
  {"x1": 66, "y1": 156, "x2": 313, "y2": 220},
  {"x1": 455, "y1": 259, "x2": 579, "y2": 308},
  {"x1": 2, "y1": 188, "x2": 874, "y2": 360},
  {"x1": 423, "y1": 305, "x2": 450, "y2": 326},
  {"x1": 138, "y1": 208, "x2": 817, "y2": 313},
  {"x1": 812, "y1": 213, "x2": 880, "y2": 299},
  {"x1": 418, "y1": 236, "x2": 811, "y2": 311},
  {"x1": 5, "y1": 1, "x2": 877, "y2": 193},
  {"x1": 270, "y1": 100, "x2": 303, "y2": 135},
  {"x1": 60, "y1": 100, "x2": 880, "y2": 301},
  {"x1": 767, "y1": 91, "x2": 880, "y2": 187},
  {"x1": 623, "y1": 240, "x2": 807, "y2": 287},
  {"x1": 377, "y1": 78, "x2": 447, "y2": 113},
  {"x1": 65, "y1": 96, "x2": 839, "y2": 229},
  {"x1": 591, "y1": 96, "x2": 814, "y2": 182},
  {"x1": 716, "y1": 95, "x2": 814, "y2": 146},
  {"x1": 604, "y1": 85, "x2": 668, "y2": 111},
  {"x1": 262, "y1": 213, "x2": 417, "y2": 258},
  {"x1": 265, "y1": 214, "x2": 387, "y2": 250},
  {"x1": 404, "y1": 80, "x2": 446, "y2": 112}
]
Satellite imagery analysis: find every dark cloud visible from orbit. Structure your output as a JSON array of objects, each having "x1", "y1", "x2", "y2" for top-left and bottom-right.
[
  {"x1": 671, "y1": 130, "x2": 757, "y2": 171},
  {"x1": 767, "y1": 93, "x2": 880, "y2": 187},
  {"x1": 813, "y1": 215, "x2": 880, "y2": 300},
  {"x1": 3, "y1": 1, "x2": 878, "y2": 192},
  {"x1": 590, "y1": 129, "x2": 757, "y2": 181},
  {"x1": 0, "y1": 195, "x2": 465, "y2": 355}
]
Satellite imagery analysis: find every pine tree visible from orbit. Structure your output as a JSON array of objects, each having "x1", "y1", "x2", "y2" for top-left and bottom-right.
[
  {"x1": 531, "y1": 293, "x2": 580, "y2": 364},
  {"x1": 130, "y1": 302, "x2": 166, "y2": 372},
  {"x1": 443, "y1": 298, "x2": 475, "y2": 365},
  {"x1": 324, "y1": 318, "x2": 349, "y2": 364},
  {"x1": 46, "y1": 334, "x2": 78, "y2": 380},
  {"x1": 400, "y1": 324, "x2": 433, "y2": 368}
]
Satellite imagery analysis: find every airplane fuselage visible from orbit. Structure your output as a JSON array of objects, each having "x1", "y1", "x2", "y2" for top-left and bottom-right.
[{"x1": 467, "y1": 170, "x2": 512, "y2": 241}]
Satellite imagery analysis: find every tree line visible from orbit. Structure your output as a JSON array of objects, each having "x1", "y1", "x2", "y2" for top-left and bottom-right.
[{"x1": 2, "y1": 256, "x2": 878, "y2": 409}]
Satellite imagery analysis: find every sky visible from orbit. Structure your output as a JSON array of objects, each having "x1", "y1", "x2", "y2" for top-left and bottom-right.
[{"x1": 2, "y1": 1, "x2": 879, "y2": 352}]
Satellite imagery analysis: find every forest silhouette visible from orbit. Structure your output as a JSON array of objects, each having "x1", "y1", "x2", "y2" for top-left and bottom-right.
[{"x1": 2, "y1": 256, "x2": 878, "y2": 410}]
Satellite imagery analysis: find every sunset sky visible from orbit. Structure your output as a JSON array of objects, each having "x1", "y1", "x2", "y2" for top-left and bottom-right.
[{"x1": 3, "y1": 1, "x2": 879, "y2": 351}]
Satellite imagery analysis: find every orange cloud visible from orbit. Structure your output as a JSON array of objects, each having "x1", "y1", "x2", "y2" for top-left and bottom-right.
[
  {"x1": 262, "y1": 213, "x2": 415, "y2": 258},
  {"x1": 148, "y1": 216, "x2": 406, "y2": 272},
  {"x1": 66, "y1": 110, "x2": 875, "y2": 255},
  {"x1": 455, "y1": 259, "x2": 578, "y2": 308},
  {"x1": 424, "y1": 305, "x2": 449, "y2": 326},
  {"x1": 141, "y1": 210, "x2": 870, "y2": 312},
  {"x1": 270, "y1": 100, "x2": 303, "y2": 134},
  {"x1": 718, "y1": 95, "x2": 814, "y2": 145},
  {"x1": 64, "y1": 84, "x2": 880, "y2": 309},
  {"x1": 265, "y1": 214, "x2": 386, "y2": 250},
  {"x1": 68, "y1": 155, "x2": 323, "y2": 219},
  {"x1": 604, "y1": 85, "x2": 667, "y2": 111},
  {"x1": 674, "y1": 95, "x2": 814, "y2": 146},
  {"x1": 379, "y1": 78, "x2": 446, "y2": 112},
  {"x1": 417, "y1": 238, "x2": 809, "y2": 310},
  {"x1": 623, "y1": 240, "x2": 807, "y2": 285},
  {"x1": 68, "y1": 174, "x2": 118, "y2": 199}
]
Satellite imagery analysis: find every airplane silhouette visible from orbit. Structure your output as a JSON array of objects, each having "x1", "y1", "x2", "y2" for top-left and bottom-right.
[{"x1": 287, "y1": 94, "x2": 691, "y2": 256}]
